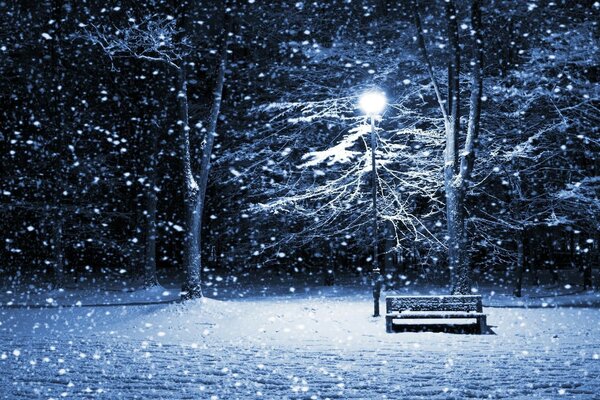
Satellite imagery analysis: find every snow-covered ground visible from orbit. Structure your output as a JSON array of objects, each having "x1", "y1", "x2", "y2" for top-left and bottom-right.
[
  {"x1": 0, "y1": 285, "x2": 178, "y2": 308},
  {"x1": 1, "y1": 278, "x2": 599, "y2": 399}
]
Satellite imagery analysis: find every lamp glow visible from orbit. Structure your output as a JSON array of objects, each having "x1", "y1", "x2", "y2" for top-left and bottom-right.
[{"x1": 358, "y1": 91, "x2": 387, "y2": 116}]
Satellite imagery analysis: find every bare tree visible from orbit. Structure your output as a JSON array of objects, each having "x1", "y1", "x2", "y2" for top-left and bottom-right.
[
  {"x1": 81, "y1": 14, "x2": 187, "y2": 289},
  {"x1": 81, "y1": 7, "x2": 230, "y2": 297},
  {"x1": 83, "y1": 14, "x2": 187, "y2": 69},
  {"x1": 177, "y1": 5, "x2": 229, "y2": 300},
  {"x1": 412, "y1": 0, "x2": 483, "y2": 294}
]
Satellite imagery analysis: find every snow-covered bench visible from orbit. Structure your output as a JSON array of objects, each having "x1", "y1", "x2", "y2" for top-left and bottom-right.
[{"x1": 385, "y1": 295, "x2": 487, "y2": 334}]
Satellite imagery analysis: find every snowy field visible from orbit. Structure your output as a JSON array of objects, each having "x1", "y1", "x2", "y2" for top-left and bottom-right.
[{"x1": 1, "y1": 281, "x2": 599, "y2": 400}]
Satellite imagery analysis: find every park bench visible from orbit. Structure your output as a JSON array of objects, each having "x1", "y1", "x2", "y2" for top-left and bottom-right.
[{"x1": 385, "y1": 295, "x2": 487, "y2": 334}]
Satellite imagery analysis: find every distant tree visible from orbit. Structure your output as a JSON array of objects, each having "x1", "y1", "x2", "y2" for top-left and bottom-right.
[
  {"x1": 1, "y1": 0, "x2": 135, "y2": 288},
  {"x1": 81, "y1": 5, "x2": 230, "y2": 297},
  {"x1": 81, "y1": 13, "x2": 187, "y2": 289},
  {"x1": 470, "y1": 13, "x2": 599, "y2": 295}
]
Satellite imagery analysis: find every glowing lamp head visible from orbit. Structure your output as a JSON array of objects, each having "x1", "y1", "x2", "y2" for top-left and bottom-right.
[{"x1": 359, "y1": 90, "x2": 387, "y2": 116}]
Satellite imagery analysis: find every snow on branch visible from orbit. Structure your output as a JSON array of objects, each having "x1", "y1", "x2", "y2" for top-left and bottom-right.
[
  {"x1": 556, "y1": 176, "x2": 600, "y2": 205},
  {"x1": 78, "y1": 14, "x2": 189, "y2": 69},
  {"x1": 251, "y1": 110, "x2": 445, "y2": 248},
  {"x1": 300, "y1": 126, "x2": 368, "y2": 167},
  {"x1": 260, "y1": 96, "x2": 363, "y2": 124}
]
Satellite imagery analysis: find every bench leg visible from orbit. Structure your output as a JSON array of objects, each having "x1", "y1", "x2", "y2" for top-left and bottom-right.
[
  {"x1": 478, "y1": 315, "x2": 487, "y2": 334},
  {"x1": 386, "y1": 316, "x2": 393, "y2": 333}
]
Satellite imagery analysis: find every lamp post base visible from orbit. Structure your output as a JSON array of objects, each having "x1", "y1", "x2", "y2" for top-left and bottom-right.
[{"x1": 372, "y1": 267, "x2": 382, "y2": 317}]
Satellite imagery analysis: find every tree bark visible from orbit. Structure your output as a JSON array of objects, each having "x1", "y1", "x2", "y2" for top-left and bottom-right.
[
  {"x1": 384, "y1": 221, "x2": 396, "y2": 281},
  {"x1": 514, "y1": 228, "x2": 524, "y2": 297},
  {"x1": 582, "y1": 240, "x2": 592, "y2": 290},
  {"x1": 460, "y1": 0, "x2": 483, "y2": 180},
  {"x1": 583, "y1": 263, "x2": 592, "y2": 290},
  {"x1": 446, "y1": 186, "x2": 470, "y2": 294},
  {"x1": 194, "y1": 30, "x2": 228, "y2": 279},
  {"x1": 51, "y1": 218, "x2": 65, "y2": 288},
  {"x1": 179, "y1": 62, "x2": 203, "y2": 299},
  {"x1": 445, "y1": 0, "x2": 460, "y2": 168},
  {"x1": 181, "y1": 9, "x2": 229, "y2": 300},
  {"x1": 48, "y1": 0, "x2": 66, "y2": 289},
  {"x1": 443, "y1": 0, "x2": 465, "y2": 294},
  {"x1": 324, "y1": 241, "x2": 335, "y2": 286},
  {"x1": 453, "y1": 0, "x2": 483, "y2": 294},
  {"x1": 412, "y1": 0, "x2": 483, "y2": 295},
  {"x1": 143, "y1": 116, "x2": 160, "y2": 288}
]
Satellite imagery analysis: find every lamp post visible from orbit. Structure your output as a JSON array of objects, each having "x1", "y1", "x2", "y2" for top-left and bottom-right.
[{"x1": 359, "y1": 90, "x2": 387, "y2": 317}]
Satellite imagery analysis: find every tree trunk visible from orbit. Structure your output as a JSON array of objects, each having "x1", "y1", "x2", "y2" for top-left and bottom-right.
[
  {"x1": 533, "y1": 256, "x2": 541, "y2": 286},
  {"x1": 445, "y1": 0, "x2": 461, "y2": 161},
  {"x1": 51, "y1": 217, "x2": 64, "y2": 289},
  {"x1": 412, "y1": 0, "x2": 483, "y2": 295},
  {"x1": 447, "y1": 186, "x2": 470, "y2": 294},
  {"x1": 514, "y1": 229, "x2": 524, "y2": 297},
  {"x1": 583, "y1": 264, "x2": 592, "y2": 290},
  {"x1": 143, "y1": 117, "x2": 160, "y2": 288},
  {"x1": 384, "y1": 221, "x2": 395, "y2": 283},
  {"x1": 193, "y1": 31, "x2": 228, "y2": 289},
  {"x1": 179, "y1": 63, "x2": 203, "y2": 300},
  {"x1": 549, "y1": 244, "x2": 558, "y2": 284},
  {"x1": 143, "y1": 192, "x2": 158, "y2": 287},
  {"x1": 444, "y1": 0, "x2": 467, "y2": 295},
  {"x1": 324, "y1": 242, "x2": 335, "y2": 286},
  {"x1": 180, "y1": 9, "x2": 229, "y2": 300},
  {"x1": 582, "y1": 244, "x2": 592, "y2": 290},
  {"x1": 48, "y1": 0, "x2": 66, "y2": 290}
]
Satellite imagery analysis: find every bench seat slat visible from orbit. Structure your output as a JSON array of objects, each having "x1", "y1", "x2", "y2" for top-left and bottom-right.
[
  {"x1": 387, "y1": 312, "x2": 485, "y2": 319},
  {"x1": 386, "y1": 295, "x2": 483, "y2": 313}
]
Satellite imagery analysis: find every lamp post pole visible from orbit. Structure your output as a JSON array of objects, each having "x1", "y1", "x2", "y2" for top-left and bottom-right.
[
  {"x1": 358, "y1": 90, "x2": 386, "y2": 318},
  {"x1": 370, "y1": 115, "x2": 382, "y2": 317}
]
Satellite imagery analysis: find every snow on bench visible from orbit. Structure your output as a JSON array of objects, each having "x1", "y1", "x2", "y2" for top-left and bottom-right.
[{"x1": 385, "y1": 295, "x2": 487, "y2": 334}]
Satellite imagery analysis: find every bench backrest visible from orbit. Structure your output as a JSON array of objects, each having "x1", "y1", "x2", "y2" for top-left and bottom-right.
[{"x1": 386, "y1": 295, "x2": 483, "y2": 313}]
